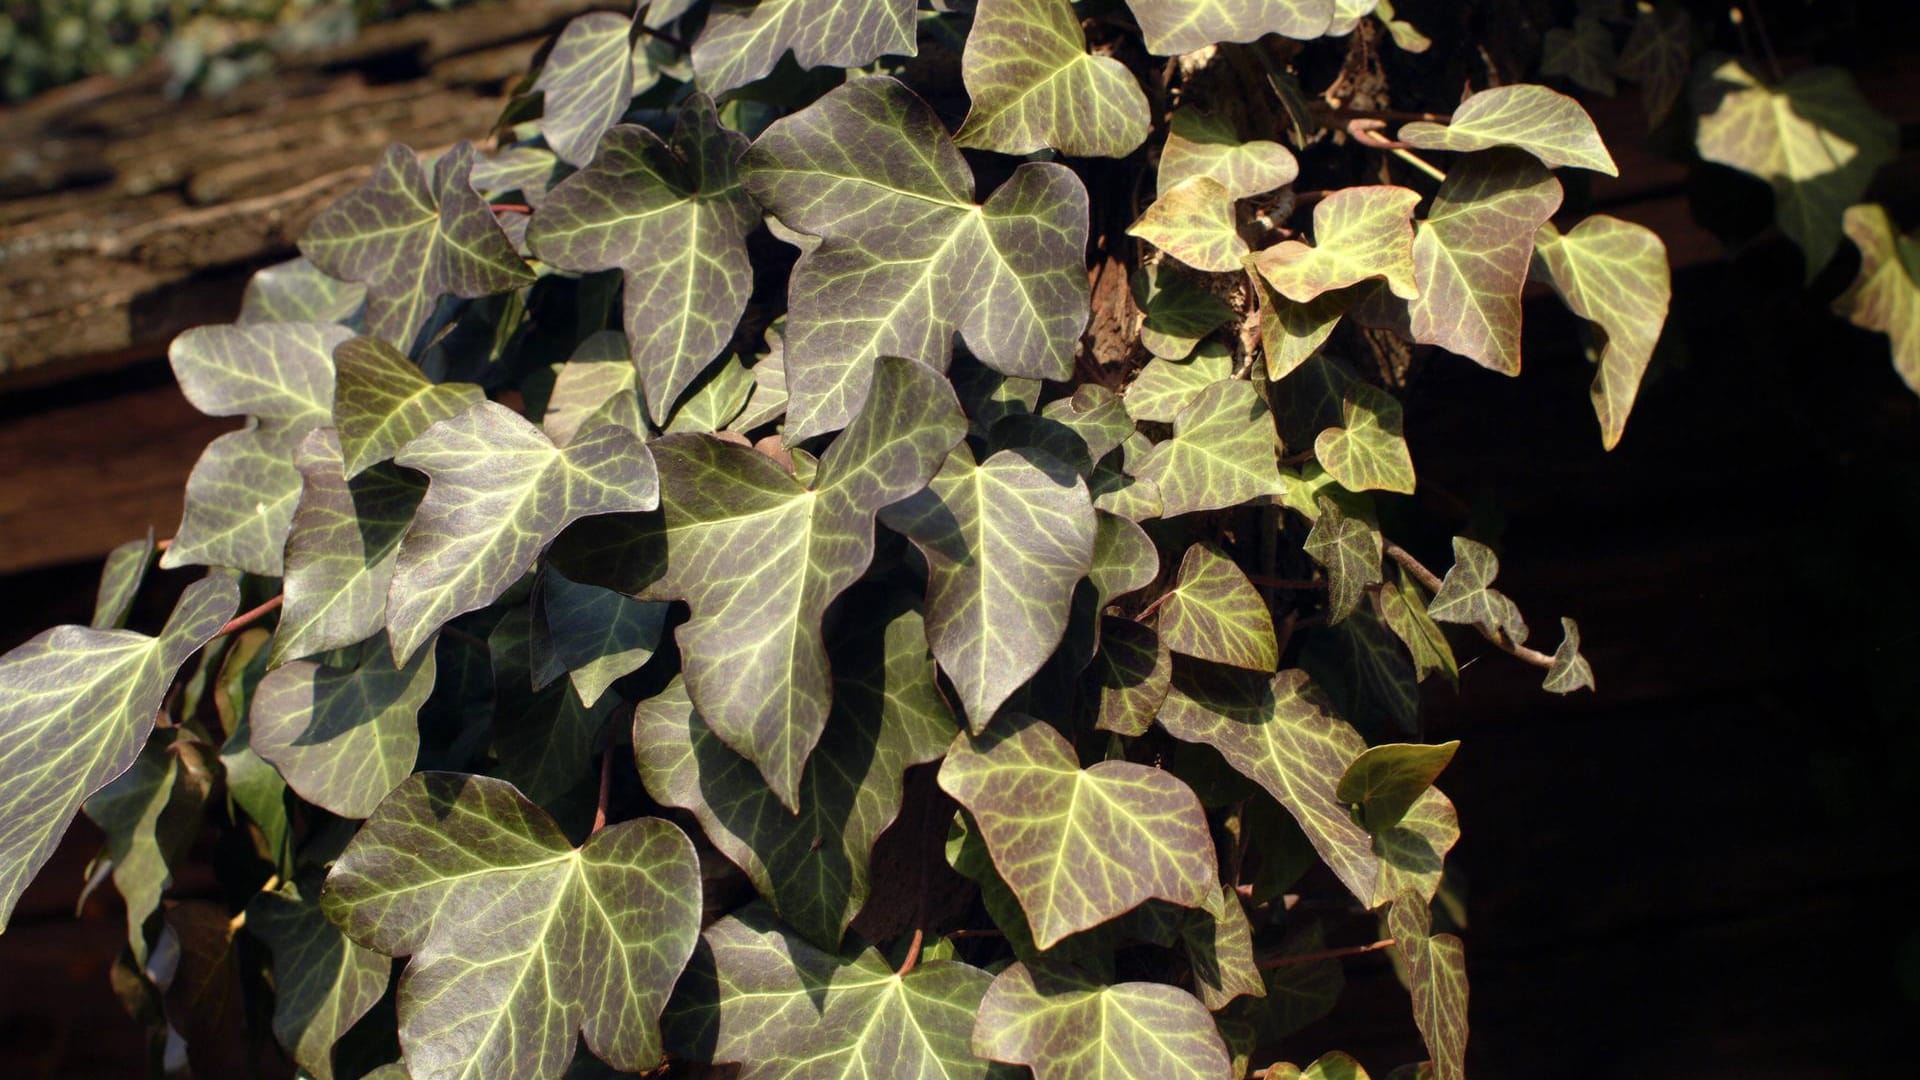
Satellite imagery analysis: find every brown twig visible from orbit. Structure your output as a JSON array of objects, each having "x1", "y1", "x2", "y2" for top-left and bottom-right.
[
  {"x1": 1382, "y1": 540, "x2": 1557, "y2": 670},
  {"x1": 1133, "y1": 589, "x2": 1176, "y2": 623},
  {"x1": 592, "y1": 750, "x2": 614, "y2": 834},
  {"x1": 897, "y1": 927, "x2": 925, "y2": 976},
  {"x1": 489, "y1": 203, "x2": 533, "y2": 215},
  {"x1": 217, "y1": 594, "x2": 282, "y2": 638},
  {"x1": 1256, "y1": 937, "x2": 1396, "y2": 969}
]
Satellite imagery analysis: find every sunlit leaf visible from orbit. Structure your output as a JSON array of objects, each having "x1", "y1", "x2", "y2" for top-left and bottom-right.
[
  {"x1": 1336, "y1": 741, "x2": 1457, "y2": 831},
  {"x1": 1399, "y1": 85, "x2": 1617, "y2": 175},
  {"x1": 881, "y1": 445, "x2": 1097, "y2": 730},
  {"x1": 743, "y1": 77, "x2": 1089, "y2": 438},
  {"x1": 1127, "y1": 0, "x2": 1338, "y2": 55},
  {"x1": 1377, "y1": 569, "x2": 1456, "y2": 686},
  {"x1": 251, "y1": 635, "x2": 434, "y2": 818},
  {"x1": 238, "y1": 256, "x2": 365, "y2": 326},
  {"x1": 1091, "y1": 432, "x2": 1166, "y2": 521},
  {"x1": 1314, "y1": 379, "x2": 1414, "y2": 494},
  {"x1": 1532, "y1": 216, "x2": 1672, "y2": 449},
  {"x1": 1251, "y1": 186, "x2": 1420, "y2": 303},
  {"x1": 1302, "y1": 495, "x2": 1382, "y2": 623},
  {"x1": 1182, "y1": 886, "x2": 1265, "y2": 1010},
  {"x1": 92, "y1": 531, "x2": 155, "y2": 630},
  {"x1": 1832, "y1": 203, "x2": 1920, "y2": 394},
  {"x1": 1408, "y1": 151, "x2": 1564, "y2": 375},
  {"x1": 1426, "y1": 537, "x2": 1528, "y2": 645},
  {"x1": 0, "y1": 573, "x2": 237, "y2": 929},
  {"x1": 1130, "y1": 176, "x2": 1250, "y2": 274},
  {"x1": 1128, "y1": 342, "x2": 1234, "y2": 422},
  {"x1": 529, "y1": 98, "x2": 758, "y2": 423},
  {"x1": 973, "y1": 960, "x2": 1234, "y2": 1079},
  {"x1": 332, "y1": 335, "x2": 486, "y2": 478},
  {"x1": 956, "y1": 0, "x2": 1150, "y2": 158},
  {"x1": 1389, "y1": 893, "x2": 1468, "y2": 1080},
  {"x1": 691, "y1": 0, "x2": 916, "y2": 95},
  {"x1": 1042, "y1": 385, "x2": 1135, "y2": 466},
  {"x1": 1137, "y1": 379, "x2": 1285, "y2": 517},
  {"x1": 1159, "y1": 109, "x2": 1299, "y2": 199},
  {"x1": 939, "y1": 712, "x2": 1220, "y2": 948},
  {"x1": 322, "y1": 772, "x2": 702, "y2": 1080},
  {"x1": 531, "y1": 11, "x2": 637, "y2": 167},
  {"x1": 83, "y1": 729, "x2": 211, "y2": 962},
  {"x1": 1542, "y1": 616, "x2": 1596, "y2": 694},
  {"x1": 1159, "y1": 543, "x2": 1279, "y2": 671},
  {"x1": 1258, "y1": 279, "x2": 1349, "y2": 380},
  {"x1": 246, "y1": 882, "x2": 388, "y2": 1080}
]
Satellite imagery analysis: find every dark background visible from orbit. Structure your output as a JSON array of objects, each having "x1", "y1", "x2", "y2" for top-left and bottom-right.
[{"x1": 4, "y1": 1, "x2": 1920, "y2": 1076}]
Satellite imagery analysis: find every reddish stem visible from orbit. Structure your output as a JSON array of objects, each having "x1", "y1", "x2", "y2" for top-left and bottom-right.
[
  {"x1": 897, "y1": 927, "x2": 925, "y2": 976},
  {"x1": 592, "y1": 750, "x2": 614, "y2": 834},
  {"x1": 489, "y1": 203, "x2": 533, "y2": 215},
  {"x1": 1256, "y1": 937, "x2": 1396, "y2": 969},
  {"x1": 217, "y1": 595, "x2": 282, "y2": 638}
]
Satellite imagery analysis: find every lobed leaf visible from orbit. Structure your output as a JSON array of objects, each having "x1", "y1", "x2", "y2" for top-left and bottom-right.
[
  {"x1": 1127, "y1": 0, "x2": 1338, "y2": 55},
  {"x1": 1159, "y1": 108, "x2": 1299, "y2": 200},
  {"x1": 531, "y1": 11, "x2": 637, "y2": 167},
  {"x1": 1616, "y1": 2, "x2": 1690, "y2": 124},
  {"x1": 1087, "y1": 617, "x2": 1172, "y2": 737},
  {"x1": 251, "y1": 635, "x2": 434, "y2": 819},
  {"x1": 1127, "y1": 341, "x2": 1234, "y2": 422},
  {"x1": 531, "y1": 567, "x2": 668, "y2": 708},
  {"x1": 1302, "y1": 495, "x2": 1382, "y2": 623},
  {"x1": 1251, "y1": 186, "x2": 1420, "y2": 303},
  {"x1": 332, "y1": 336, "x2": 486, "y2": 478},
  {"x1": 1542, "y1": 617, "x2": 1596, "y2": 694},
  {"x1": 956, "y1": 0, "x2": 1150, "y2": 158},
  {"x1": 691, "y1": 0, "x2": 917, "y2": 95},
  {"x1": 1159, "y1": 543, "x2": 1279, "y2": 671},
  {"x1": 1532, "y1": 216, "x2": 1672, "y2": 449},
  {"x1": 1389, "y1": 894, "x2": 1469, "y2": 1080},
  {"x1": 1135, "y1": 266, "x2": 1236, "y2": 362},
  {"x1": 1136, "y1": 379, "x2": 1286, "y2": 517},
  {"x1": 1426, "y1": 537, "x2": 1528, "y2": 644},
  {"x1": 1542, "y1": 14, "x2": 1617, "y2": 97},
  {"x1": 1832, "y1": 203, "x2": 1920, "y2": 394},
  {"x1": 246, "y1": 882, "x2": 389, "y2": 1080},
  {"x1": 973, "y1": 960, "x2": 1234, "y2": 1079},
  {"x1": 1129, "y1": 176, "x2": 1250, "y2": 274},
  {"x1": 1314, "y1": 379, "x2": 1415, "y2": 494}
]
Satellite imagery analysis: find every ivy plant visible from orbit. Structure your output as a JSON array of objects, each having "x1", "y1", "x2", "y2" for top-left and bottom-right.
[{"x1": 3, "y1": 3, "x2": 1701, "y2": 1078}]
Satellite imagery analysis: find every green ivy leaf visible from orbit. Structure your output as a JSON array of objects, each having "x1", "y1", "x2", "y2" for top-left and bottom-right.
[
  {"x1": 1042, "y1": 385, "x2": 1135, "y2": 466},
  {"x1": 1258, "y1": 278, "x2": 1350, "y2": 380},
  {"x1": 1251, "y1": 186, "x2": 1420, "y2": 303},
  {"x1": 1136, "y1": 267, "x2": 1235, "y2": 361},
  {"x1": 1091, "y1": 432, "x2": 1166, "y2": 521},
  {"x1": 529, "y1": 98, "x2": 759, "y2": 423},
  {"x1": 238, "y1": 256, "x2": 365, "y2": 326},
  {"x1": 1301, "y1": 605, "x2": 1420, "y2": 736},
  {"x1": 1182, "y1": 886, "x2": 1266, "y2": 1010},
  {"x1": 251, "y1": 635, "x2": 434, "y2": 819},
  {"x1": 245, "y1": 882, "x2": 389, "y2": 1080},
  {"x1": 386, "y1": 402, "x2": 659, "y2": 665},
  {"x1": 1389, "y1": 893, "x2": 1468, "y2": 1080},
  {"x1": 665, "y1": 354, "x2": 757, "y2": 434},
  {"x1": 1224, "y1": 923, "x2": 1344, "y2": 1045},
  {"x1": 1273, "y1": 1051, "x2": 1373, "y2": 1080},
  {"x1": 1832, "y1": 203, "x2": 1920, "y2": 395},
  {"x1": 881, "y1": 445, "x2": 1097, "y2": 730},
  {"x1": 1159, "y1": 108, "x2": 1299, "y2": 199},
  {"x1": 322, "y1": 772, "x2": 702, "y2": 1079},
  {"x1": 1543, "y1": 617, "x2": 1596, "y2": 694},
  {"x1": 636, "y1": 355, "x2": 964, "y2": 806},
  {"x1": 83, "y1": 729, "x2": 212, "y2": 963},
  {"x1": 1616, "y1": 3, "x2": 1690, "y2": 124},
  {"x1": 1398, "y1": 84, "x2": 1617, "y2": 175},
  {"x1": 1408, "y1": 151, "x2": 1564, "y2": 375},
  {"x1": 1127, "y1": 342, "x2": 1234, "y2": 422},
  {"x1": 1693, "y1": 60, "x2": 1896, "y2": 276},
  {"x1": 1426, "y1": 537, "x2": 1528, "y2": 645},
  {"x1": 92, "y1": 530, "x2": 155, "y2": 630},
  {"x1": 535, "y1": 333, "x2": 646, "y2": 444},
  {"x1": 1336, "y1": 741, "x2": 1458, "y2": 832},
  {"x1": 691, "y1": 0, "x2": 917, "y2": 95},
  {"x1": 743, "y1": 77, "x2": 1089, "y2": 438},
  {"x1": 1314, "y1": 380, "x2": 1415, "y2": 494},
  {"x1": 301, "y1": 143, "x2": 534, "y2": 350},
  {"x1": 1129, "y1": 177, "x2": 1250, "y2": 274},
  {"x1": 1159, "y1": 543, "x2": 1279, "y2": 671},
  {"x1": 333, "y1": 336, "x2": 486, "y2": 478},
  {"x1": 1137, "y1": 379, "x2": 1285, "y2": 517},
  {"x1": 273, "y1": 429, "x2": 427, "y2": 667},
  {"x1": 531, "y1": 567, "x2": 667, "y2": 708},
  {"x1": 1377, "y1": 569, "x2": 1457, "y2": 686},
  {"x1": 0, "y1": 572, "x2": 238, "y2": 929},
  {"x1": 1532, "y1": 215, "x2": 1672, "y2": 450},
  {"x1": 1087, "y1": 617, "x2": 1171, "y2": 737},
  {"x1": 531, "y1": 11, "x2": 637, "y2": 167},
  {"x1": 1303, "y1": 495, "x2": 1382, "y2": 623},
  {"x1": 1127, "y1": 0, "x2": 1337, "y2": 55},
  {"x1": 939, "y1": 712, "x2": 1221, "y2": 948},
  {"x1": 664, "y1": 903, "x2": 1001, "y2": 1077},
  {"x1": 634, "y1": 598, "x2": 954, "y2": 948},
  {"x1": 1542, "y1": 14, "x2": 1617, "y2": 96},
  {"x1": 956, "y1": 0, "x2": 1149, "y2": 158},
  {"x1": 1375, "y1": 0, "x2": 1431, "y2": 52},
  {"x1": 488, "y1": 608, "x2": 621, "y2": 823},
  {"x1": 973, "y1": 960, "x2": 1234, "y2": 1079},
  {"x1": 162, "y1": 321, "x2": 351, "y2": 576}
]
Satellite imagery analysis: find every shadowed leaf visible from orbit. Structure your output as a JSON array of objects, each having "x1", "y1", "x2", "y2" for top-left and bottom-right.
[
  {"x1": 1135, "y1": 267, "x2": 1235, "y2": 361},
  {"x1": 1336, "y1": 741, "x2": 1457, "y2": 831},
  {"x1": 83, "y1": 729, "x2": 212, "y2": 963},
  {"x1": 1389, "y1": 894, "x2": 1468, "y2": 1080},
  {"x1": 251, "y1": 635, "x2": 433, "y2": 819},
  {"x1": 1617, "y1": 3, "x2": 1689, "y2": 124},
  {"x1": 531, "y1": 567, "x2": 667, "y2": 708},
  {"x1": 246, "y1": 882, "x2": 389, "y2": 1080},
  {"x1": 1303, "y1": 496, "x2": 1382, "y2": 623},
  {"x1": 1087, "y1": 618, "x2": 1171, "y2": 737},
  {"x1": 1542, "y1": 14, "x2": 1616, "y2": 96},
  {"x1": 333, "y1": 336, "x2": 486, "y2": 478},
  {"x1": 1314, "y1": 380, "x2": 1414, "y2": 494}
]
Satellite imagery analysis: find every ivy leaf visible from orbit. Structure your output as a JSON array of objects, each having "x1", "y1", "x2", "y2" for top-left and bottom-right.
[
  {"x1": 634, "y1": 598, "x2": 954, "y2": 948},
  {"x1": 386, "y1": 402, "x2": 659, "y2": 665},
  {"x1": 1127, "y1": 0, "x2": 1336, "y2": 55},
  {"x1": 273, "y1": 429, "x2": 427, "y2": 667},
  {"x1": 1042, "y1": 385, "x2": 1135, "y2": 465},
  {"x1": 881, "y1": 445, "x2": 1097, "y2": 730},
  {"x1": 1314, "y1": 380, "x2": 1415, "y2": 494},
  {"x1": 332, "y1": 336, "x2": 486, "y2": 479},
  {"x1": 251, "y1": 636, "x2": 434, "y2": 819},
  {"x1": 1127, "y1": 342, "x2": 1234, "y2": 421},
  {"x1": 1091, "y1": 432, "x2": 1166, "y2": 522},
  {"x1": 1389, "y1": 894, "x2": 1468, "y2": 1080},
  {"x1": 1087, "y1": 617, "x2": 1171, "y2": 737},
  {"x1": 1832, "y1": 203, "x2": 1920, "y2": 394},
  {"x1": 82, "y1": 729, "x2": 212, "y2": 963},
  {"x1": 1135, "y1": 267, "x2": 1235, "y2": 361},
  {"x1": 1137, "y1": 379, "x2": 1285, "y2": 517},
  {"x1": 637, "y1": 355, "x2": 964, "y2": 807},
  {"x1": 1258, "y1": 279, "x2": 1350, "y2": 380},
  {"x1": 1617, "y1": 3, "x2": 1690, "y2": 124},
  {"x1": 1160, "y1": 543, "x2": 1279, "y2": 671},
  {"x1": 536, "y1": 333, "x2": 646, "y2": 444},
  {"x1": 0, "y1": 572, "x2": 238, "y2": 929},
  {"x1": 531, "y1": 567, "x2": 667, "y2": 708},
  {"x1": 1693, "y1": 61, "x2": 1896, "y2": 275},
  {"x1": 691, "y1": 0, "x2": 916, "y2": 95},
  {"x1": 1398, "y1": 85, "x2": 1617, "y2": 175},
  {"x1": 1543, "y1": 617, "x2": 1596, "y2": 694},
  {"x1": 1336, "y1": 741, "x2": 1457, "y2": 832},
  {"x1": 531, "y1": 11, "x2": 636, "y2": 167},
  {"x1": 743, "y1": 77, "x2": 1089, "y2": 439},
  {"x1": 322, "y1": 773, "x2": 702, "y2": 1079},
  {"x1": 1532, "y1": 216, "x2": 1672, "y2": 450},
  {"x1": 488, "y1": 608, "x2": 620, "y2": 823},
  {"x1": 1303, "y1": 496, "x2": 1383, "y2": 623},
  {"x1": 245, "y1": 882, "x2": 389, "y2": 1080},
  {"x1": 1301, "y1": 606, "x2": 1420, "y2": 736},
  {"x1": 1542, "y1": 14, "x2": 1617, "y2": 96},
  {"x1": 1129, "y1": 177, "x2": 1250, "y2": 273},
  {"x1": 1251, "y1": 186, "x2": 1420, "y2": 303},
  {"x1": 973, "y1": 960, "x2": 1234, "y2": 1079},
  {"x1": 1378, "y1": 569, "x2": 1457, "y2": 686},
  {"x1": 1274, "y1": 1052, "x2": 1373, "y2": 1080},
  {"x1": 1159, "y1": 108, "x2": 1299, "y2": 199},
  {"x1": 92, "y1": 531, "x2": 155, "y2": 630},
  {"x1": 956, "y1": 0, "x2": 1150, "y2": 158},
  {"x1": 665, "y1": 354, "x2": 756, "y2": 434},
  {"x1": 162, "y1": 321, "x2": 351, "y2": 576},
  {"x1": 1182, "y1": 886, "x2": 1266, "y2": 1010},
  {"x1": 664, "y1": 903, "x2": 1000, "y2": 1077},
  {"x1": 239, "y1": 256, "x2": 365, "y2": 326},
  {"x1": 1426, "y1": 537, "x2": 1528, "y2": 645},
  {"x1": 301, "y1": 143, "x2": 534, "y2": 350},
  {"x1": 938, "y1": 712, "x2": 1220, "y2": 948},
  {"x1": 1225, "y1": 924, "x2": 1344, "y2": 1045},
  {"x1": 529, "y1": 98, "x2": 758, "y2": 423},
  {"x1": 1408, "y1": 151, "x2": 1564, "y2": 375}
]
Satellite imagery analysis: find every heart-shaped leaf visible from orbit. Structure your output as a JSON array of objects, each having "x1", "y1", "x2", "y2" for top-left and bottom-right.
[
  {"x1": 1136, "y1": 379, "x2": 1286, "y2": 517},
  {"x1": 1617, "y1": 3, "x2": 1690, "y2": 124},
  {"x1": 1399, "y1": 84, "x2": 1617, "y2": 175},
  {"x1": 1336, "y1": 741, "x2": 1458, "y2": 831},
  {"x1": 1832, "y1": 203, "x2": 1920, "y2": 395},
  {"x1": 251, "y1": 636, "x2": 434, "y2": 818},
  {"x1": 956, "y1": 0, "x2": 1150, "y2": 158},
  {"x1": 1314, "y1": 380, "x2": 1415, "y2": 494},
  {"x1": 1302, "y1": 495, "x2": 1382, "y2": 623},
  {"x1": 1087, "y1": 617, "x2": 1171, "y2": 737},
  {"x1": 1252, "y1": 186, "x2": 1420, "y2": 303},
  {"x1": 531, "y1": 567, "x2": 667, "y2": 708},
  {"x1": 332, "y1": 336, "x2": 486, "y2": 479},
  {"x1": 245, "y1": 882, "x2": 389, "y2": 1080},
  {"x1": 1158, "y1": 108, "x2": 1299, "y2": 199},
  {"x1": 531, "y1": 11, "x2": 637, "y2": 167},
  {"x1": 1532, "y1": 216, "x2": 1672, "y2": 449},
  {"x1": 1389, "y1": 893, "x2": 1468, "y2": 1080},
  {"x1": 1159, "y1": 543, "x2": 1279, "y2": 670},
  {"x1": 1127, "y1": 0, "x2": 1337, "y2": 55},
  {"x1": 1130, "y1": 176, "x2": 1249, "y2": 273},
  {"x1": 1135, "y1": 266, "x2": 1235, "y2": 362},
  {"x1": 973, "y1": 960, "x2": 1234, "y2": 1079},
  {"x1": 1126, "y1": 342, "x2": 1233, "y2": 422},
  {"x1": 1426, "y1": 537, "x2": 1528, "y2": 644},
  {"x1": 691, "y1": 0, "x2": 917, "y2": 95}
]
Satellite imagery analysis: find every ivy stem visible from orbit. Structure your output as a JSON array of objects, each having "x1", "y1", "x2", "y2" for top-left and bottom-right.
[
  {"x1": 1382, "y1": 541, "x2": 1558, "y2": 670},
  {"x1": 897, "y1": 927, "x2": 925, "y2": 976},
  {"x1": 1255, "y1": 937, "x2": 1396, "y2": 970},
  {"x1": 1389, "y1": 147, "x2": 1448, "y2": 184},
  {"x1": 591, "y1": 750, "x2": 614, "y2": 834},
  {"x1": 217, "y1": 594, "x2": 282, "y2": 638},
  {"x1": 153, "y1": 536, "x2": 173, "y2": 553},
  {"x1": 489, "y1": 203, "x2": 533, "y2": 215},
  {"x1": 1133, "y1": 589, "x2": 1175, "y2": 623},
  {"x1": 1321, "y1": 106, "x2": 1451, "y2": 124}
]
